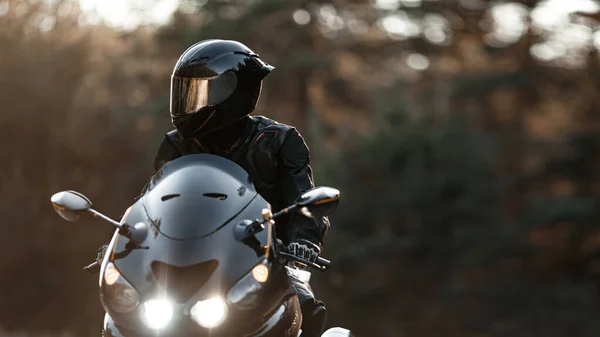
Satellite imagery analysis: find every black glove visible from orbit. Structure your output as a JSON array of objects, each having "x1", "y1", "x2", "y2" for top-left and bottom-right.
[
  {"x1": 96, "y1": 244, "x2": 108, "y2": 265},
  {"x1": 287, "y1": 239, "x2": 321, "y2": 263}
]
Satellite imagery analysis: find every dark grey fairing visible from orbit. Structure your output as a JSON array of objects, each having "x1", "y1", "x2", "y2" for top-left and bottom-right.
[{"x1": 101, "y1": 154, "x2": 299, "y2": 336}]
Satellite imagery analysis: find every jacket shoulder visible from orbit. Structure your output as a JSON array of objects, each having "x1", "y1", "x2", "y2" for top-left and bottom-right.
[
  {"x1": 154, "y1": 130, "x2": 184, "y2": 171},
  {"x1": 165, "y1": 129, "x2": 181, "y2": 143},
  {"x1": 249, "y1": 115, "x2": 296, "y2": 143}
]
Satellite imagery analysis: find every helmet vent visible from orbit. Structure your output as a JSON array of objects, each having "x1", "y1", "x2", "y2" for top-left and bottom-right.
[
  {"x1": 203, "y1": 193, "x2": 228, "y2": 200},
  {"x1": 161, "y1": 194, "x2": 181, "y2": 201}
]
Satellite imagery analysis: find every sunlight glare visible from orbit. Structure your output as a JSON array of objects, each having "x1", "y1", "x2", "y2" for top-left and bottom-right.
[
  {"x1": 78, "y1": 0, "x2": 180, "y2": 31},
  {"x1": 293, "y1": 9, "x2": 311, "y2": 25},
  {"x1": 531, "y1": 0, "x2": 599, "y2": 30},
  {"x1": 379, "y1": 13, "x2": 421, "y2": 40},
  {"x1": 490, "y1": 3, "x2": 529, "y2": 44},
  {"x1": 405, "y1": 52, "x2": 430, "y2": 71},
  {"x1": 375, "y1": 0, "x2": 400, "y2": 10}
]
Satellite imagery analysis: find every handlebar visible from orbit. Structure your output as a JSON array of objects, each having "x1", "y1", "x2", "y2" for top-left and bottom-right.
[
  {"x1": 317, "y1": 257, "x2": 331, "y2": 268},
  {"x1": 279, "y1": 252, "x2": 330, "y2": 272},
  {"x1": 273, "y1": 238, "x2": 331, "y2": 272}
]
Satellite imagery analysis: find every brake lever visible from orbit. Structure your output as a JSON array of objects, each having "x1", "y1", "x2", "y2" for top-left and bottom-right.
[{"x1": 83, "y1": 261, "x2": 100, "y2": 275}]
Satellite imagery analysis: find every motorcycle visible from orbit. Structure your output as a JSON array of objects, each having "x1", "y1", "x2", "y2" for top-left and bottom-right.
[{"x1": 50, "y1": 154, "x2": 354, "y2": 337}]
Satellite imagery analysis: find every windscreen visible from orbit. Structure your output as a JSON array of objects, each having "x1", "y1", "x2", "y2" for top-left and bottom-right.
[{"x1": 141, "y1": 154, "x2": 258, "y2": 240}]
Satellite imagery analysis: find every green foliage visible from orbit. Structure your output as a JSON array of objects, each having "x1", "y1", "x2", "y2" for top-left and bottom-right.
[
  {"x1": 314, "y1": 108, "x2": 600, "y2": 336},
  {"x1": 524, "y1": 197, "x2": 597, "y2": 226},
  {"x1": 323, "y1": 112, "x2": 502, "y2": 253}
]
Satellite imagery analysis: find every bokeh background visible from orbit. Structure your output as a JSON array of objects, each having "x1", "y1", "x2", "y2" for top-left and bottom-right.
[{"x1": 3, "y1": 0, "x2": 600, "y2": 336}]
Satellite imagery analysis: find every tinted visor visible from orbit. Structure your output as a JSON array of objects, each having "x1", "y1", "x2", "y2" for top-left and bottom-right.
[{"x1": 170, "y1": 72, "x2": 238, "y2": 116}]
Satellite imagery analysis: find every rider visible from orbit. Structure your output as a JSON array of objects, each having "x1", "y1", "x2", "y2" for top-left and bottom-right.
[{"x1": 97, "y1": 39, "x2": 330, "y2": 337}]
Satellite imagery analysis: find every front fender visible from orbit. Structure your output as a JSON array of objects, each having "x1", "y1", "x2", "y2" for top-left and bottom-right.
[
  {"x1": 250, "y1": 295, "x2": 302, "y2": 337},
  {"x1": 102, "y1": 314, "x2": 126, "y2": 337},
  {"x1": 321, "y1": 327, "x2": 354, "y2": 337}
]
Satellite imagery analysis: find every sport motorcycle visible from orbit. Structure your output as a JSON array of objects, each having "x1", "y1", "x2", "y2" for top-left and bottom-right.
[{"x1": 50, "y1": 154, "x2": 354, "y2": 337}]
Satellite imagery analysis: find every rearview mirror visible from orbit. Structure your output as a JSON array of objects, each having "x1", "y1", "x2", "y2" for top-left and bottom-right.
[
  {"x1": 296, "y1": 187, "x2": 340, "y2": 218},
  {"x1": 51, "y1": 190, "x2": 93, "y2": 221}
]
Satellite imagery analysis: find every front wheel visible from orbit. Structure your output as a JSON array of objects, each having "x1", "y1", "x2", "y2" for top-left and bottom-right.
[{"x1": 321, "y1": 327, "x2": 354, "y2": 337}]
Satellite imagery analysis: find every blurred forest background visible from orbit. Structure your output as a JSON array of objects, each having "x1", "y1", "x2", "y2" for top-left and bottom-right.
[{"x1": 2, "y1": 0, "x2": 600, "y2": 336}]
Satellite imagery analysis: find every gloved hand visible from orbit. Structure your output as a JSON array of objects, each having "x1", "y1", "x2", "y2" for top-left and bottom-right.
[
  {"x1": 287, "y1": 239, "x2": 321, "y2": 263},
  {"x1": 96, "y1": 244, "x2": 108, "y2": 265}
]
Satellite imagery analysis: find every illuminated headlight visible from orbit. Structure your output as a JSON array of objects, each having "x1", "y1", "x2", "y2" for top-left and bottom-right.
[
  {"x1": 102, "y1": 263, "x2": 140, "y2": 313},
  {"x1": 190, "y1": 297, "x2": 227, "y2": 328},
  {"x1": 226, "y1": 261, "x2": 270, "y2": 309},
  {"x1": 143, "y1": 299, "x2": 174, "y2": 330}
]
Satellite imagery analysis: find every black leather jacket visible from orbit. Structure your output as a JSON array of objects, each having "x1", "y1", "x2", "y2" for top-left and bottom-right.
[{"x1": 150, "y1": 115, "x2": 330, "y2": 247}]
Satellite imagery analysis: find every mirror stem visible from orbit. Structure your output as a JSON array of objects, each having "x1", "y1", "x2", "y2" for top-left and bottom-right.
[
  {"x1": 239, "y1": 204, "x2": 299, "y2": 241},
  {"x1": 87, "y1": 209, "x2": 122, "y2": 229},
  {"x1": 272, "y1": 204, "x2": 298, "y2": 219}
]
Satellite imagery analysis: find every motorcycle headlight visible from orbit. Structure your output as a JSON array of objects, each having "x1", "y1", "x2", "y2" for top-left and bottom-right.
[
  {"x1": 102, "y1": 262, "x2": 140, "y2": 313},
  {"x1": 190, "y1": 297, "x2": 227, "y2": 328},
  {"x1": 226, "y1": 261, "x2": 270, "y2": 309},
  {"x1": 142, "y1": 298, "x2": 174, "y2": 330}
]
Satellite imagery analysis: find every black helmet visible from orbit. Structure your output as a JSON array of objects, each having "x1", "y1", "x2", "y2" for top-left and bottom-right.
[{"x1": 170, "y1": 39, "x2": 275, "y2": 138}]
